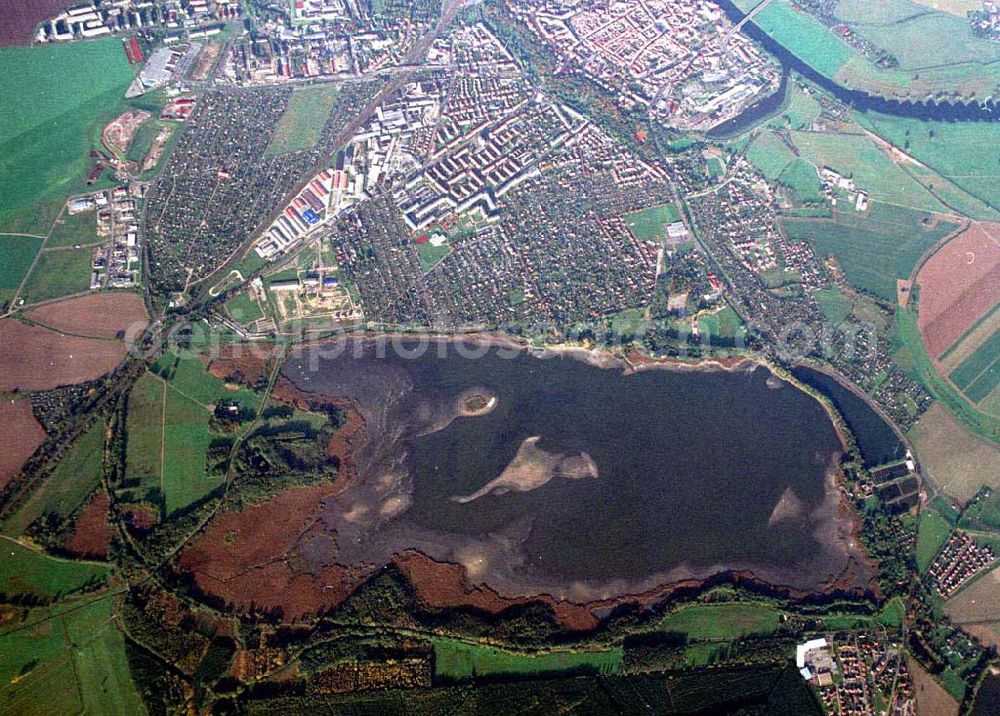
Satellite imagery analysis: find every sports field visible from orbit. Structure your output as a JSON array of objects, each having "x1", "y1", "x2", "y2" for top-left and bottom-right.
[
  {"x1": 266, "y1": 84, "x2": 340, "y2": 156},
  {"x1": 1, "y1": 419, "x2": 105, "y2": 538},
  {"x1": 0, "y1": 40, "x2": 133, "y2": 235},
  {"x1": 624, "y1": 203, "x2": 682, "y2": 241},
  {"x1": 432, "y1": 638, "x2": 622, "y2": 683}
]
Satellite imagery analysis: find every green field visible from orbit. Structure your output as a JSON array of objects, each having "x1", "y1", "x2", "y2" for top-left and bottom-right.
[
  {"x1": 735, "y1": 0, "x2": 853, "y2": 78},
  {"x1": 746, "y1": 132, "x2": 795, "y2": 180},
  {"x1": 432, "y1": 639, "x2": 622, "y2": 683},
  {"x1": 778, "y1": 158, "x2": 824, "y2": 203},
  {"x1": 417, "y1": 241, "x2": 452, "y2": 272},
  {"x1": 894, "y1": 307, "x2": 1000, "y2": 444},
  {"x1": 266, "y1": 84, "x2": 340, "y2": 156},
  {"x1": 162, "y1": 387, "x2": 221, "y2": 515},
  {"x1": 781, "y1": 82, "x2": 823, "y2": 130},
  {"x1": 0, "y1": 40, "x2": 134, "y2": 234},
  {"x1": 857, "y1": 113, "x2": 1000, "y2": 215},
  {"x1": 46, "y1": 209, "x2": 98, "y2": 248},
  {"x1": 126, "y1": 372, "x2": 166, "y2": 497},
  {"x1": 699, "y1": 305, "x2": 744, "y2": 341},
  {"x1": 813, "y1": 287, "x2": 853, "y2": 323},
  {"x1": 154, "y1": 350, "x2": 258, "y2": 407},
  {"x1": 658, "y1": 603, "x2": 781, "y2": 640},
  {"x1": 225, "y1": 291, "x2": 266, "y2": 325},
  {"x1": 0, "y1": 540, "x2": 108, "y2": 601},
  {"x1": 20, "y1": 247, "x2": 94, "y2": 304},
  {"x1": 0, "y1": 236, "x2": 42, "y2": 303},
  {"x1": 2, "y1": 420, "x2": 105, "y2": 538},
  {"x1": 624, "y1": 203, "x2": 682, "y2": 241},
  {"x1": 833, "y1": 0, "x2": 1000, "y2": 70},
  {"x1": 917, "y1": 508, "x2": 952, "y2": 573},
  {"x1": 788, "y1": 130, "x2": 948, "y2": 212},
  {"x1": 125, "y1": 117, "x2": 162, "y2": 163},
  {"x1": 0, "y1": 595, "x2": 142, "y2": 714},
  {"x1": 950, "y1": 329, "x2": 1000, "y2": 404},
  {"x1": 782, "y1": 212, "x2": 956, "y2": 302}
]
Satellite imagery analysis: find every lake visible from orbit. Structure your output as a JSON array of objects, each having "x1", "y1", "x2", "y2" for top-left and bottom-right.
[{"x1": 282, "y1": 338, "x2": 871, "y2": 602}]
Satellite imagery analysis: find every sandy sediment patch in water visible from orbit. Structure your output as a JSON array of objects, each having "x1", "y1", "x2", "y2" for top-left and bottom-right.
[{"x1": 452, "y1": 436, "x2": 598, "y2": 504}]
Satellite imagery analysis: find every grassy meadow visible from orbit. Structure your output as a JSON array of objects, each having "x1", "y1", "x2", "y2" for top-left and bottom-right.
[
  {"x1": 1, "y1": 420, "x2": 105, "y2": 538},
  {"x1": 432, "y1": 638, "x2": 622, "y2": 683},
  {"x1": 916, "y1": 508, "x2": 952, "y2": 573},
  {"x1": 0, "y1": 40, "x2": 134, "y2": 235},
  {"x1": 266, "y1": 84, "x2": 340, "y2": 156},
  {"x1": 624, "y1": 203, "x2": 682, "y2": 241},
  {"x1": 0, "y1": 236, "x2": 42, "y2": 304},
  {"x1": 0, "y1": 540, "x2": 108, "y2": 601},
  {"x1": 658, "y1": 603, "x2": 781, "y2": 640},
  {"x1": 20, "y1": 246, "x2": 95, "y2": 304}
]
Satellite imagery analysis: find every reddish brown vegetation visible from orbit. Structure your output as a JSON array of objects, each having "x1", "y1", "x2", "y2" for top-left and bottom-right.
[
  {"x1": 25, "y1": 292, "x2": 148, "y2": 341},
  {"x1": 918, "y1": 222, "x2": 1000, "y2": 358},
  {"x1": 0, "y1": 399, "x2": 45, "y2": 489},
  {"x1": 176, "y1": 485, "x2": 370, "y2": 622},
  {"x1": 392, "y1": 551, "x2": 600, "y2": 632},
  {"x1": 0, "y1": 0, "x2": 73, "y2": 45},
  {"x1": 0, "y1": 319, "x2": 128, "y2": 391},
  {"x1": 63, "y1": 490, "x2": 110, "y2": 559},
  {"x1": 207, "y1": 346, "x2": 277, "y2": 387}
]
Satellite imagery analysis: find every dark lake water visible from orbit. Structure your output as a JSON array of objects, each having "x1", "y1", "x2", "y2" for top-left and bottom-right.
[
  {"x1": 791, "y1": 366, "x2": 904, "y2": 468},
  {"x1": 283, "y1": 340, "x2": 869, "y2": 600}
]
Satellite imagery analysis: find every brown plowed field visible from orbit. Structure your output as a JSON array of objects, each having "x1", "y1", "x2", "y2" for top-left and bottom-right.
[
  {"x1": 25, "y1": 292, "x2": 148, "y2": 341},
  {"x1": 918, "y1": 222, "x2": 1000, "y2": 359},
  {"x1": 176, "y1": 485, "x2": 370, "y2": 622},
  {"x1": 63, "y1": 490, "x2": 110, "y2": 559},
  {"x1": 0, "y1": 0, "x2": 73, "y2": 45},
  {"x1": 0, "y1": 399, "x2": 45, "y2": 489},
  {"x1": 0, "y1": 319, "x2": 129, "y2": 391}
]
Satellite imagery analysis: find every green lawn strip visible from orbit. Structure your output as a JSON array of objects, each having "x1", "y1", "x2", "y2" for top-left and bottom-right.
[
  {"x1": 657, "y1": 603, "x2": 781, "y2": 640},
  {"x1": 45, "y1": 209, "x2": 98, "y2": 248},
  {"x1": 1, "y1": 420, "x2": 105, "y2": 538},
  {"x1": 813, "y1": 287, "x2": 853, "y2": 323},
  {"x1": 917, "y1": 508, "x2": 952, "y2": 574},
  {"x1": 894, "y1": 307, "x2": 1000, "y2": 444},
  {"x1": 624, "y1": 203, "x2": 682, "y2": 241},
  {"x1": 0, "y1": 540, "x2": 108, "y2": 601},
  {"x1": 432, "y1": 638, "x2": 622, "y2": 683},
  {"x1": 265, "y1": 84, "x2": 340, "y2": 156},
  {"x1": 125, "y1": 372, "x2": 166, "y2": 498},
  {"x1": 734, "y1": 0, "x2": 854, "y2": 78},
  {"x1": 162, "y1": 386, "x2": 221, "y2": 515},
  {"x1": 20, "y1": 247, "x2": 94, "y2": 304}
]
